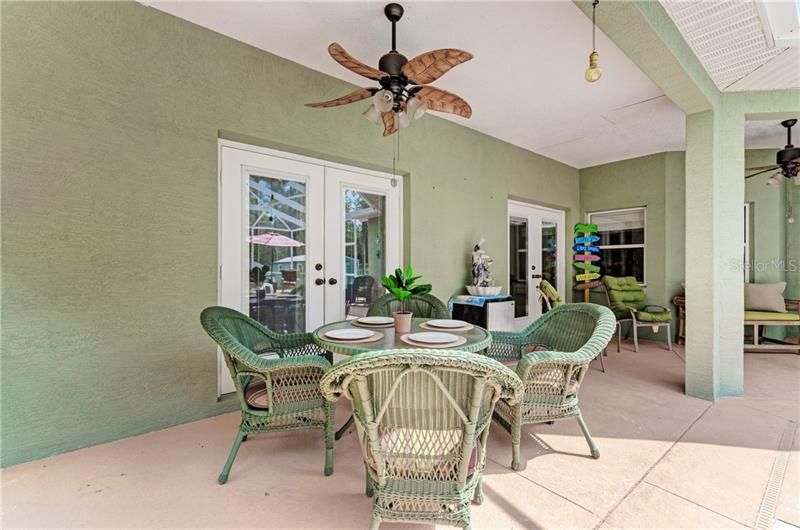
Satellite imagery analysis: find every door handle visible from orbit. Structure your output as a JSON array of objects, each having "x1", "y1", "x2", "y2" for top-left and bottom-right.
[
  {"x1": 328, "y1": 278, "x2": 338, "y2": 285},
  {"x1": 315, "y1": 278, "x2": 325, "y2": 286},
  {"x1": 531, "y1": 274, "x2": 543, "y2": 279}
]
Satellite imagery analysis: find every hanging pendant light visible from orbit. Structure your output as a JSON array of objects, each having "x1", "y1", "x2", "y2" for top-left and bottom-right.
[{"x1": 585, "y1": 0, "x2": 602, "y2": 83}]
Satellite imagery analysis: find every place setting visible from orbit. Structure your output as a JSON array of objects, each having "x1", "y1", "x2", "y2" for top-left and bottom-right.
[
  {"x1": 351, "y1": 316, "x2": 395, "y2": 329},
  {"x1": 399, "y1": 331, "x2": 468, "y2": 348},
  {"x1": 418, "y1": 318, "x2": 473, "y2": 332},
  {"x1": 322, "y1": 327, "x2": 384, "y2": 344}
]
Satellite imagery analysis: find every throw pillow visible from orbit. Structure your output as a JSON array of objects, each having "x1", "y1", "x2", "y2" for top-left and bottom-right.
[{"x1": 744, "y1": 282, "x2": 787, "y2": 313}]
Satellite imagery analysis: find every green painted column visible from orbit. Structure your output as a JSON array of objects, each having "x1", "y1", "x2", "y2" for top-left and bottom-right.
[{"x1": 684, "y1": 108, "x2": 745, "y2": 399}]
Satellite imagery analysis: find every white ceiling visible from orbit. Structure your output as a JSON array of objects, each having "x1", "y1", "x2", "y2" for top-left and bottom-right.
[
  {"x1": 143, "y1": 1, "x2": 792, "y2": 168},
  {"x1": 661, "y1": 0, "x2": 800, "y2": 92}
]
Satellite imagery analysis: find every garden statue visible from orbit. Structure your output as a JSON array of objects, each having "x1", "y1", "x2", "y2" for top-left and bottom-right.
[{"x1": 467, "y1": 239, "x2": 501, "y2": 295}]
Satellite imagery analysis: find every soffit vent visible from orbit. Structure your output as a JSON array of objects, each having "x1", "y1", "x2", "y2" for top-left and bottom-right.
[{"x1": 661, "y1": 0, "x2": 796, "y2": 91}]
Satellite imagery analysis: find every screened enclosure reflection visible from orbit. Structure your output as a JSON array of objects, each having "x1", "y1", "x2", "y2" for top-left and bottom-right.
[
  {"x1": 344, "y1": 190, "x2": 386, "y2": 318},
  {"x1": 248, "y1": 174, "x2": 306, "y2": 333}
]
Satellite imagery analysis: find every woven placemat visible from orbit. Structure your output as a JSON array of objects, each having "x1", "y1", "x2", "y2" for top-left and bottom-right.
[
  {"x1": 399, "y1": 334, "x2": 468, "y2": 349},
  {"x1": 323, "y1": 331, "x2": 385, "y2": 344},
  {"x1": 419, "y1": 322, "x2": 474, "y2": 332},
  {"x1": 351, "y1": 320, "x2": 395, "y2": 329}
]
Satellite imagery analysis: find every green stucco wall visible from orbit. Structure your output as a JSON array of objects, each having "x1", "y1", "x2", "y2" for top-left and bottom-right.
[
  {"x1": 581, "y1": 149, "x2": 798, "y2": 344},
  {"x1": 1, "y1": 2, "x2": 580, "y2": 466},
  {"x1": 579, "y1": 153, "x2": 675, "y2": 339}
]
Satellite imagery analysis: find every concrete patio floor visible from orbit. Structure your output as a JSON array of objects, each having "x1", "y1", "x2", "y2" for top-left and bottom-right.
[{"x1": 2, "y1": 342, "x2": 798, "y2": 529}]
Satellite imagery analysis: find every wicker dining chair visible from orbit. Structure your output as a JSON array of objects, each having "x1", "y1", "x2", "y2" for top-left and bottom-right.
[
  {"x1": 484, "y1": 303, "x2": 616, "y2": 469},
  {"x1": 320, "y1": 349, "x2": 523, "y2": 530},
  {"x1": 367, "y1": 293, "x2": 450, "y2": 319},
  {"x1": 200, "y1": 306, "x2": 335, "y2": 484}
]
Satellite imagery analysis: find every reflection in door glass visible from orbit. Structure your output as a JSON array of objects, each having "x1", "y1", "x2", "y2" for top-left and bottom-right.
[
  {"x1": 344, "y1": 190, "x2": 386, "y2": 319},
  {"x1": 541, "y1": 221, "x2": 558, "y2": 313},
  {"x1": 509, "y1": 216, "x2": 528, "y2": 318},
  {"x1": 248, "y1": 174, "x2": 306, "y2": 333}
]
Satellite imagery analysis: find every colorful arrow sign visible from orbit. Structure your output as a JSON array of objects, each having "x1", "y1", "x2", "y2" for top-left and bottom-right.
[
  {"x1": 576, "y1": 272, "x2": 600, "y2": 282},
  {"x1": 575, "y1": 235, "x2": 600, "y2": 244},
  {"x1": 573, "y1": 280, "x2": 603, "y2": 290},
  {"x1": 573, "y1": 262, "x2": 601, "y2": 273},
  {"x1": 573, "y1": 244, "x2": 600, "y2": 253},
  {"x1": 574, "y1": 254, "x2": 601, "y2": 262}
]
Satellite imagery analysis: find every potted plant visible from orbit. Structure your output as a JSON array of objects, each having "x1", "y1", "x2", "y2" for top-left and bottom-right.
[{"x1": 381, "y1": 265, "x2": 432, "y2": 333}]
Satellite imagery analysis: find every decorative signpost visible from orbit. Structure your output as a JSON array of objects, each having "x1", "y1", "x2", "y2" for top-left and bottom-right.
[{"x1": 573, "y1": 223, "x2": 601, "y2": 302}]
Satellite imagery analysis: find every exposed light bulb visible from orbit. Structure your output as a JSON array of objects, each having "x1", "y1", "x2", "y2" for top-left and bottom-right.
[
  {"x1": 406, "y1": 97, "x2": 428, "y2": 120},
  {"x1": 585, "y1": 51, "x2": 602, "y2": 82},
  {"x1": 767, "y1": 174, "x2": 783, "y2": 187},
  {"x1": 397, "y1": 111, "x2": 410, "y2": 129},
  {"x1": 362, "y1": 104, "x2": 380, "y2": 124},
  {"x1": 373, "y1": 90, "x2": 394, "y2": 113}
]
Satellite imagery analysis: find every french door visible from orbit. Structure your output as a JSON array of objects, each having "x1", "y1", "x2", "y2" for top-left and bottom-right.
[
  {"x1": 508, "y1": 200, "x2": 566, "y2": 330},
  {"x1": 218, "y1": 141, "x2": 401, "y2": 393}
]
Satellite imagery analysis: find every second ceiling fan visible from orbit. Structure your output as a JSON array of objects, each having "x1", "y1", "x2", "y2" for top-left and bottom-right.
[{"x1": 306, "y1": 3, "x2": 473, "y2": 136}]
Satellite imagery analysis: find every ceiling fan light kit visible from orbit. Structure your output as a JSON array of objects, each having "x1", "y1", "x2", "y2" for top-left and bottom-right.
[
  {"x1": 305, "y1": 3, "x2": 473, "y2": 136},
  {"x1": 745, "y1": 119, "x2": 800, "y2": 187}
]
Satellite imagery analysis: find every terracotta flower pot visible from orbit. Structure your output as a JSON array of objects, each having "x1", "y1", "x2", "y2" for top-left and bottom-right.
[{"x1": 393, "y1": 311, "x2": 413, "y2": 333}]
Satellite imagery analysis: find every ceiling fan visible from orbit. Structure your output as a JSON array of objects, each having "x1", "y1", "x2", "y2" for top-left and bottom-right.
[
  {"x1": 745, "y1": 119, "x2": 800, "y2": 187},
  {"x1": 305, "y1": 3, "x2": 473, "y2": 136}
]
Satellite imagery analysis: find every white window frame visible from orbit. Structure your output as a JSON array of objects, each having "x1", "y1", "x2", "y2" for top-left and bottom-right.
[
  {"x1": 588, "y1": 206, "x2": 647, "y2": 286},
  {"x1": 744, "y1": 202, "x2": 750, "y2": 283}
]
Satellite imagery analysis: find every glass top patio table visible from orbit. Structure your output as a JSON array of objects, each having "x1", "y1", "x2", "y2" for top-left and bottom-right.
[{"x1": 312, "y1": 318, "x2": 492, "y2": 356}]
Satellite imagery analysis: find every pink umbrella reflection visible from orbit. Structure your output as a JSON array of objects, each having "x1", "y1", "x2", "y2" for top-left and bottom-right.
[{"x1": 249, "y1": 233, "x2": 304, "y2": 247}]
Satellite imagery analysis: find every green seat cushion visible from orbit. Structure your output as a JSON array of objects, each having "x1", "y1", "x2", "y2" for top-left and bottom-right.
[
  {"x1": 636, "y1": 310, "x2": 672, "y2": 323},
  {"x1": 539, "y1": 280, "x2": 563, "y2": 307},
  {"x1": 245, "y1": 378, "x2": 269, "y2": 409},
  {"x1": 744, "y1": 311, "x2": 800, "y2": 322},
  {"x1": 603, "y1": 276, "x2": 646, "y2": 318}
]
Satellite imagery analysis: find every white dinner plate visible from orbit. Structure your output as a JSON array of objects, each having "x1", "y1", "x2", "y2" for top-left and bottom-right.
[
  {"x1": 356, "y1": 316, "x2": 394, "y2": 325},
  {"x1": 325, "y1": 329, "x2": 375, "y2": 340},
  {"x1": 406, "y1": 332, "x2": 458, "y2": 344},
  {"x1": 426, "y1": 319, "x2": 468, "y2": 329}
]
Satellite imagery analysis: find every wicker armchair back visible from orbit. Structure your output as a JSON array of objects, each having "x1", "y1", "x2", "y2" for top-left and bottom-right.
[
  {"x1": 367, "y1": 293, "x2": 450, "y2": 319},
  {"x1": 320, "y1": 349, "x2": 522, "y2": 529},
  {"x1": 200, "y1": 306, "x2": 335, "y2": 483},
  {"x1": 486, "y1": 303, "x2": 615, "y2": 469}
]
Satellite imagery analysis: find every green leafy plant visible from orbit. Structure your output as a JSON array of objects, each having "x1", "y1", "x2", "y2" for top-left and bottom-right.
[{"x1": 381, "y1": 265, "x2": 432, "y2": 313}]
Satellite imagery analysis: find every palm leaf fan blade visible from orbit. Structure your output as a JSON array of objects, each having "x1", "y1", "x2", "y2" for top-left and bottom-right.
[
  {"x1": 328, "y1": 42, "x2": 389, "y2": 81},
  {"x1": 414, "y1": 86, "x2": 472, "y2": 118},
  {"x1": 305, "y1": 87, "x2": 376, "y2": 108},
  {"x1": 401, "y1": 49, "x2": 473, "y2": 85}
]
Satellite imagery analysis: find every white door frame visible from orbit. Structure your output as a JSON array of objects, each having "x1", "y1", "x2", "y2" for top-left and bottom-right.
[
  {"x1": 507, "y1": 200, "x2": 566, "y2": 329},
  {"x1": 217, "y1": 140, "x2": 403, "y2": 395}
]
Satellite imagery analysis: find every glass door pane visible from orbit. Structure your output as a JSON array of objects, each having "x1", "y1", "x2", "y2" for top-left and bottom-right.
[
  {"x1": 343, "y1": 190, "x2": 386, "y2": 319},
  {"x1": 248, "y1": 174, "x2": 307, "y2": 334},
  {"x1": 509, "y1": 216, "x2": 528, "y2": 319},
  {"x1": 541, "y1": 220, "x2": 558, "y2": 313}
]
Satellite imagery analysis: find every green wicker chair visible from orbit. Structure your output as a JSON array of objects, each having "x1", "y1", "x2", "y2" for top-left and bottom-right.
[
  {"x1": 200, "y1": 306, "x2": 335, "y2": 484},
  {"x1": 485, "y1": 303, "x2": 616, "y2": 469},
  {"x1": 367, "y1": 292, "x2": 450, "y2": 319},
  {"x1": 320, "y1": 349, "x2": 523, "y2": 530}
]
